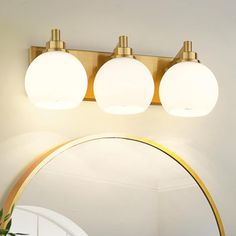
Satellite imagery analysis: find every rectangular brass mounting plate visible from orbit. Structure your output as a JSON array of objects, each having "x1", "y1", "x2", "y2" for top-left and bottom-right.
[{"x1": 29, "y1": 47, "x2": 173, "y2": 105}]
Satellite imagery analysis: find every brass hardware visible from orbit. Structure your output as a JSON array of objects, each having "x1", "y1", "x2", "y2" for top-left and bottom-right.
[
  {"x1": 113, "y1": 35, "x2": 134, "y2": 58},
  {"x1": 181, "y1": 41, "x2": 199, "y2": 62},
  {"x1": 45, "y1": 29, "x2": 66, "y2": 52},
  {"x1": 1, "y1": 134, "x2": 225, "y2": 236},
  {"x1": 169, "y1": 40, "x2": 200, "y2": 68}
]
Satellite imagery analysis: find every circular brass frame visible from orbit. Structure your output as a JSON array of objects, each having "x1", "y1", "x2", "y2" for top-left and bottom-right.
[{"x1": 3, "y1": 134, "x2": 225, "y2": 235}]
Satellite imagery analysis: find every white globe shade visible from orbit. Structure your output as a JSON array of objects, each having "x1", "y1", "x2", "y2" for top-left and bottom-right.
[
  {"x1": 94, "y1": 57, "x2": 154, "y2": 114},
  {"x1": 25, "y1": 51, "x2": 88, "y2": 109},
  {"x1": 159, "y1": 62, "x2": 218, "y2": 117}
]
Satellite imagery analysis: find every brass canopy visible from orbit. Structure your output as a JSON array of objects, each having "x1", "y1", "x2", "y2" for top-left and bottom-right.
[
  {"x1": 113, "y1": 35, "x2": 134, "y2": 58},
  {"x1": 169, "y1": 41, "x2": 200, "y2": 67},
  {"x1": 45, "y1": 29, "x2": 67, "y2": 52},
  {"x1": 181, "y1": 41, "x2": 199, "y2": 62}
]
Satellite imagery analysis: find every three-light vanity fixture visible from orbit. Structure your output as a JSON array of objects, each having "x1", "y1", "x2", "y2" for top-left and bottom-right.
[{"x1": 25, "y1": 29, "x2": 218, "y2": 117}]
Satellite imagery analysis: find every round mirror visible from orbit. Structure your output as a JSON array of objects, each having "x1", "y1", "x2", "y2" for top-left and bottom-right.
[{"x1": 3, "y1": 135, "x2": 224, "y2": 236}]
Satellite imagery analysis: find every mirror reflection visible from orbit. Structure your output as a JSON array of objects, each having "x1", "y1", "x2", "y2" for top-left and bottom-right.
[{"x1": 11, "y1": 138, "x2": 219, "y2": 236}]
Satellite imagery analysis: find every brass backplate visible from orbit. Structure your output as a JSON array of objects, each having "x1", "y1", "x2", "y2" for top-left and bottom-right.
[{"x1": 29, "y1": 47, "x2": 173, "y2": 105}]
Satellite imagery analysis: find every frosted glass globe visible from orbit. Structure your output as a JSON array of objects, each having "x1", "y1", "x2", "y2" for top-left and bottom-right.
[
  {"x1": 159, "y1": 62, "x2": 218, "y2": 117},
  {"x1": 94, "y1": 57, "x2": 154, "y2": 114},
  {"x1": 25, "y1": 51, "x2": 88, "y2": 109}
]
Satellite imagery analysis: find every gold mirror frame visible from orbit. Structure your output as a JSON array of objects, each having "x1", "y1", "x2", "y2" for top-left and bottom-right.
[{"x1": 2, "y1": 134, "x2": 225, "y2": 236}]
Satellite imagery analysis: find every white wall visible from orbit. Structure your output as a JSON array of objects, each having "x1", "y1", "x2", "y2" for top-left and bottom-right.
[{"x1": 0, "y1": 0, "x2": 235, "y2": 235}]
